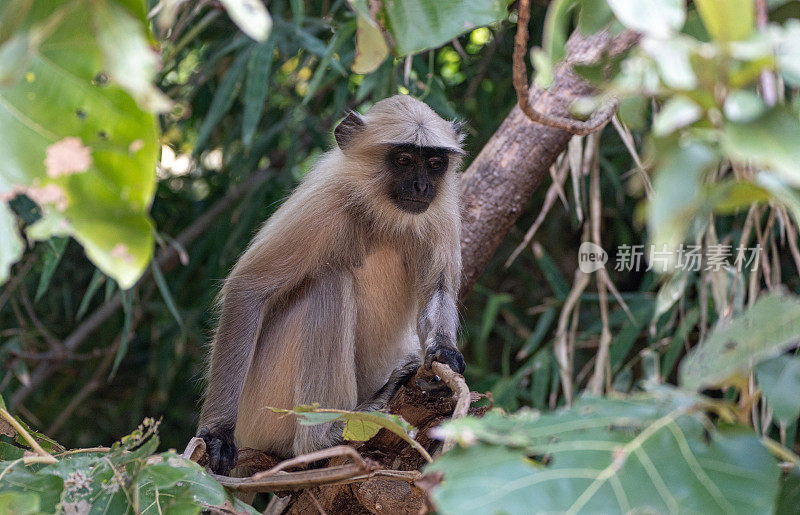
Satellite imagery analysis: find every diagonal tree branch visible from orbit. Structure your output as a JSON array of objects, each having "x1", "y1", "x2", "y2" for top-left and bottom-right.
[{"x1": 458, "y1": 27, "x2": 638, "y2": 298}]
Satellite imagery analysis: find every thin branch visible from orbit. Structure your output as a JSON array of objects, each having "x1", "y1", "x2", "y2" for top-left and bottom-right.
[
  {"x1": 505, "y1": 156, "x2": 571, "y2": 268},
  {"x1": 554, "y1": 267, "x2": 591, "y2": 406},
  {"x1": 587, "y1": 133, "x2": 611, "y2": 395},
  {"x1": 513, "y1": 0, "x2": 617, "y2": 135},
  {"x1": 611, "y1": 115, "x2": 653, "y2": 197},
  {"x1": 0, "y1": 408, "x2": 57, "y2": 463}
]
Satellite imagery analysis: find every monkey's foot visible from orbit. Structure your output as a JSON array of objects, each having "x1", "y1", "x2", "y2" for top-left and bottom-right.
[
  {"x1": 197, "y1": 426, "x2": 238, "y2": 476},
  {"x1": 424, "y1": 344, "x2": 465, "y2": 375}
]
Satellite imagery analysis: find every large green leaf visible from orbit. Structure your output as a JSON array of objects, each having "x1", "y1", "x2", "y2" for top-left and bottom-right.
[
  {"x1": 0, "y1": 0, "x2": 160, "y2": 289},
  {"x1": 680, "y1": 293, "x2": 800, "y2": 390},
  {"x1": 382, "y1": 0, "x2": 507, "y2": 56},
  {"x1": 722, "y1": 108, "x2": 800, "y2": 187},
  {"x1": 430, "y1": 393, "x2": 779, "y2": 514}
]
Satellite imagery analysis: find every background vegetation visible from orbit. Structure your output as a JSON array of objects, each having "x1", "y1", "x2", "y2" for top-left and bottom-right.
[{"x1": 2, "y1": 0, "x2": 800, "y2": 512}]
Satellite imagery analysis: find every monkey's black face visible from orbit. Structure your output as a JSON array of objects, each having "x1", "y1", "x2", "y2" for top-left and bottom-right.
[{"x1": 385, "y1": 144, "x2": 450, "y2": 214}]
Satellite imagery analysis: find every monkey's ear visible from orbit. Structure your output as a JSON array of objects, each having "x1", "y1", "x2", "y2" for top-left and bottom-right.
[
  {"x1": 335, "y1": 112, "x2": 366, "y2": 150},
  {"x1": 451, "y1": 120, "x2": 466, "y2": 144}
]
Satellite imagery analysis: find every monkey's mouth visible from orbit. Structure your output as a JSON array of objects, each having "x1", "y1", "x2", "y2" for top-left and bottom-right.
[{"x1": 394, "y1": 197, "x2": 431, "y2": 214}]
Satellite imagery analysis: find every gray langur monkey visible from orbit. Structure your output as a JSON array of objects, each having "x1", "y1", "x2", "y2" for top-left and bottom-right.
[{"x1": 197, "y1": 95, "x2": 466, "y2": 475}]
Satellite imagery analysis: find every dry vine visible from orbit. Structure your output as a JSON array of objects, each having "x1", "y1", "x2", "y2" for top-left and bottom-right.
[{"x1": 512, "y1": 0, "x2": 617, "y2": 135}]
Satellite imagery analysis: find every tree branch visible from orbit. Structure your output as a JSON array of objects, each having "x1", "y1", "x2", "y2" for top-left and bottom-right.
[{"x1": 458, "y1": 27, "x2": 638, "y2": 298}]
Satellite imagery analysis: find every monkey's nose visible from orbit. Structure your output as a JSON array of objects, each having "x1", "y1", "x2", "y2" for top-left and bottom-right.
[{"x1": 413, "y1": 181, "x2": 429, "y2": 194}]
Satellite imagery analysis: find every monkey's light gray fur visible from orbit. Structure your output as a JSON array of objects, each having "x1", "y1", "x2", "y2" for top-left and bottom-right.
[{"x1": 198, "y1": 95, "x2": 465, "y2": 476}]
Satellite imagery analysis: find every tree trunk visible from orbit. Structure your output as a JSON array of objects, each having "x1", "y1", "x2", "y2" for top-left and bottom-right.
[{"x1": 458, "y1": 28, "x2": 638, "y2": 298}]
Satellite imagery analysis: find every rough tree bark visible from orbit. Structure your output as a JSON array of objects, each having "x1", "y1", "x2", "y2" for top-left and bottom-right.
[{"x1": 458, "y1": 28, "x2": 637, "y2": 298}]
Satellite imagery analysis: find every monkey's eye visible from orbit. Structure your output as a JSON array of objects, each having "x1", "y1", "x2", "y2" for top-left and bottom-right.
[
  {"x1": 396, "y1": 154, "x2": 412, "y2": 166},
  {"x1": 428, "y1": 158, "x2": 444, "y2": 170}
]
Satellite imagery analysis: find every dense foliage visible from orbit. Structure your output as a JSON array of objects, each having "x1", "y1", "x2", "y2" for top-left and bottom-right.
[{"x1": 2, "y1": 0, "x2": 800, "y2": 512}]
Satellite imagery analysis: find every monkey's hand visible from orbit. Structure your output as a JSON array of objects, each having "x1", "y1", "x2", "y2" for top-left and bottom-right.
[
  {"x1": 197, "y1": 426, "x2": 238, "y2": 476},
  {"x1": 424, "y1": 336, "x2": 466, "y2": 375}
]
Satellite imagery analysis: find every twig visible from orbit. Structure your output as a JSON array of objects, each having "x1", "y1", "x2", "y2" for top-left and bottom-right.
[
  {"x1": 554, "y1": 268, "x2": 591, "y2": 406},
  {"x1": 215, "y1": 452, "x2": 379, "y2": 493},
  {"x1": 611, "y1": 115, "x2": 653, "y2": 197},
  {"x1": 505, "y1": 156, "x2": 571, "y2": 268},
  {"x1": 252, "y1": 446, "x2": 369, "y2": 479},
  {"x1": 513, "y1": 0, "x2": 617, "y2": 135},
  {"x1": 18, "y1": 287, "x2": 61, "y2": 352},
  {"x1": 0, "y1": 408, "x2": 57, "y2": 463},
  {"x1": 586, "y1": 133, "x2": 611, "y2": 394}
]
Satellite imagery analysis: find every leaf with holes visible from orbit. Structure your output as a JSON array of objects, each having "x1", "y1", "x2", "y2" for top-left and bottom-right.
[{"x1": 0, "y1": 1, "x2": 159, "y2": 289}]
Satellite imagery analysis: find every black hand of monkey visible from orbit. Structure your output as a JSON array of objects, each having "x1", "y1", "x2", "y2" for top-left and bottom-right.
[
  {"x1": 198, "y1": 426, "x2": 238, "y2": 476},
  {"x1": 424, "y1": 339, "x2": 466, "y2": 375}
]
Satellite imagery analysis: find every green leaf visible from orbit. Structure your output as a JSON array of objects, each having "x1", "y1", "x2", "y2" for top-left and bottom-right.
[
  {"x1": 607, "y1": 0, "x2": 686, "y2": 38},
  {"x1": 722, "y1": 108, "x2": 800, "y2": 187},
  {"x1": 76, "y1": 268, "x2": 105, "y2": 320},
  {"x1": 756, "y1": 172, "x2": 800, "y2": 227},
  {"x1": 0, "y1": 4, "x2": 158, "y2": 289},
  {"x1": 641, "y1": 34, "x2": 698, "y2": 90},
  {"x1": 272, "y1": 405, "x2": 430, "y2": 461},
  {"x1": 242, "y1": 36, "x2": 276, "y2": 148},
  {"x1": 776, "y1": 466, "x2": 800, "y2": 515},
  {"x1": 430, "y1": 393, "x2": 779, "y2": 514},
  {"x1": 110, "y1": 288, "x2": 134, "y2": 379},
  {"x1": 756, "y1": 355, "x2": 800, "y2": 424},
  {"x1": 652, "y1": 96, "x2": 702, "y2": 136},
  {"x1": 382, "y1": 0, "x2": 507, "y2": 56},
  {"x1": 34, "y1": 236, "x2": 68, "y2": 301},
  {"x1": 302, "y1": 20, "x2": 354, "y2": 104},
  {"x1": 0, "y1": 202, "x2": 24, "y2": 285},
  {"x1": 543, "y1": 0, "x2": 578, "y2": 64},
  {"x1": 694, "y1": 0, "x2": 754, "y2": 42},
  {"x1": 151, "y1": 259, "x2": 184, "y2": 331},
  {"x1": 578, "y1": 0, "x2": 615, "y2": 35},
  {"x1": 92, "y1": 0, "x2": 171, "y2": 112},
  {"x1": 680, "y1": 293, "x2": 800, "y2": 390},
  {"x1": 193, "y1": 47, "x2": 251, "y2": 154},
  {"x1": 0, "y1": 491, "x2": 39, "y2": 514},
  {"x1": 0, "y1": 466, "x2": 62, "y2": 513},
  {"x1": 648, "y1": 139, "x2": 718, "y2": 266},
  {"x1": 0, "y1": 32, "x2": 35, "y2": 87},
  {"x1": 342, "y1": 418, "x2": 383, "y2": 441},
  {"x1": 219, "y1": 0, "x2": 273, "y2": 42},
  {"x1": 723, "y1": 89, "x2": 766, "y2": 123}
]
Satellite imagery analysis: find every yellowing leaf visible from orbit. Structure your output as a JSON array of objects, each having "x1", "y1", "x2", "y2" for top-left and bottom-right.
[
  {"x1": 695, "y1": 0, "x2": 754, "y2": 42},
  {"x1": 352, "y1": 14, "x2": 389, "y2": 74}
]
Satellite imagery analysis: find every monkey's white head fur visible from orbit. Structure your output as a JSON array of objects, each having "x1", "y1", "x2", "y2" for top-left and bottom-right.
[{"x1": 322, "y1": 95, "x2": 464, "y2": 239}]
